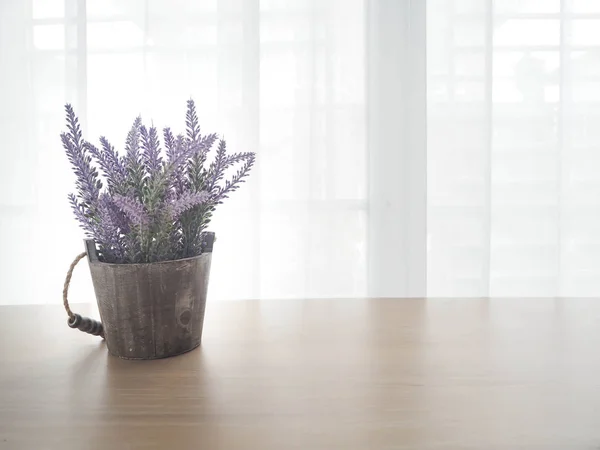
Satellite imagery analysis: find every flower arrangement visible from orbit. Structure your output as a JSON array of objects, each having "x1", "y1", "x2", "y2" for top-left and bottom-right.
[{"x1": 62, "y1": 100, "x2": 255, "y2": 264}]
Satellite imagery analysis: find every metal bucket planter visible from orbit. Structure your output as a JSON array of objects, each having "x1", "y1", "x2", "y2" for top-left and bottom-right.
[{"x1": 83, "y1": 232, "x2": 214, "y2": 360}]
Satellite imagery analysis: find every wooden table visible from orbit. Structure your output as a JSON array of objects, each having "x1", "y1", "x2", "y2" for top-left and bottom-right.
[{"x1": 1, "y1": 298, "x2": 600, "y2": 449}]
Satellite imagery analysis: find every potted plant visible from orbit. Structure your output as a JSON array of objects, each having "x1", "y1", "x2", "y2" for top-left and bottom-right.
[{"x1": 60, "y1": 100, "x2": 255, "y2": 359}]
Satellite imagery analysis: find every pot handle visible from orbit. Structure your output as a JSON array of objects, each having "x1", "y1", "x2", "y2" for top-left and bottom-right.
[{"x1": 63, "y1": 250, "x2": 104, "y2": 338}]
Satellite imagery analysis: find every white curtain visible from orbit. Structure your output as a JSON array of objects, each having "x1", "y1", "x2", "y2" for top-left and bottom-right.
[
  {"x1": 2, "y1": 0, "x2": 600, "y2": 305},
  {"x1": 0, "y1": 0, "x2": 386, "y2": 305},
  {"x1": 428, "y1": 0, "x2": 600, "y2": 297}
]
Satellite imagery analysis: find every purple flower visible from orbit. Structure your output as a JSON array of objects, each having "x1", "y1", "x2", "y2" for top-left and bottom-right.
[
  {"x1": 197, "y1": 132, "x2": 218, "y2": 165},
  {"x1": 167, "y1": 134, "x2": 214, "y2": 194},
  {"x1": 168, "y1": 135, "x2": 187, "y2": 195},
  {"x1": 85, "y1": 139, "x2": 127, "y2": 194},
  {"x1": 64, "y1": 104, "x2": 84, "y2": 150},
  {"x1": 213, "y1": 153, "x2": 256, "y2": 204},
  {"x1": 62, "y1": 100, "x2": 255, "y2": 263},
  {"x1": 185, "y1": 99, "x2": 201, "y2": 143},
  {"x1": 123, "y1": 117, "x2": 145, "y2": 200},
  {"x1": 97, "y1": 194, "x2": 126, "y2": 261},
  {"x1": 163, "y1": 127, "x2": 177, "y2": 162},
  {"x1": 99, "y1": 193, "x2": 130, "y2": 234},
  {"x1": 140, "y1": 125, "x2": 163, "y2": 176},
  {"x1": 169, "y1": 191, "x2": 209, "y2": 220},
  {"x1": 206, "y1": 139, "x2": 228, "y2": 192},
  {"x1": 112, "y1": 194, "x2": 149, "y2": 226},
  {"x1": 61, "y1": 106, "x2": 102, "y2": 209},
  {"x1": 68, "y1": 193, "x2": 95, "y2": 236},
  {"x1": 125, "y1": 117, "x2": 142, "y2": 163}
]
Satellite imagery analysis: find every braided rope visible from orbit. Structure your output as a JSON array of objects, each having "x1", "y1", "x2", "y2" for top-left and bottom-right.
[
  {"x1": 63, "y1": 252, "x2": 86, "y2": 319},
  {"x1": 62, "y1": 252, "x2": 104, "y2": 338}
]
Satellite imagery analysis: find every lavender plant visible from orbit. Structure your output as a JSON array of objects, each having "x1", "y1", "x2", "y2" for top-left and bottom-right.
[{"x1": 62, "y1": 100, "x2": 255, "y2": 263}]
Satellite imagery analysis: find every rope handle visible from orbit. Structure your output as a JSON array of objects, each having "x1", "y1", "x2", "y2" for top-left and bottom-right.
[{"x1": 63, "y1": 252, "x2": 104, "y2": 338}]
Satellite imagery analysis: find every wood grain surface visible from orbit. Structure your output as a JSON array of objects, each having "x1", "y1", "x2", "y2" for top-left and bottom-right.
[{"x1": 1, "y1": 298, "x2": 600, "y2": 449}]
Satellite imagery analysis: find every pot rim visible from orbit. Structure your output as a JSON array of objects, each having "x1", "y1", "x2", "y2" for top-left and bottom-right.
[
  {"x1": 87, "y1": 251, "x2": 212, "y2": 268},
  {"x1": 84, "y1": 231, "x2": 215, "y2": 267}
]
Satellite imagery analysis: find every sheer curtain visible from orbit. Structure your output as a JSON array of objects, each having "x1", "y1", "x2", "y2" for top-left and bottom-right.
[
  {"x1": 428, "y1": 0, "x2": 600, "y2": 297},
  {"x1": 1, "y1": 0, "x2": 394, "y2": 306},
  {"x1": 3, "y1": 0, "x2": 600, "y2": 306}
]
